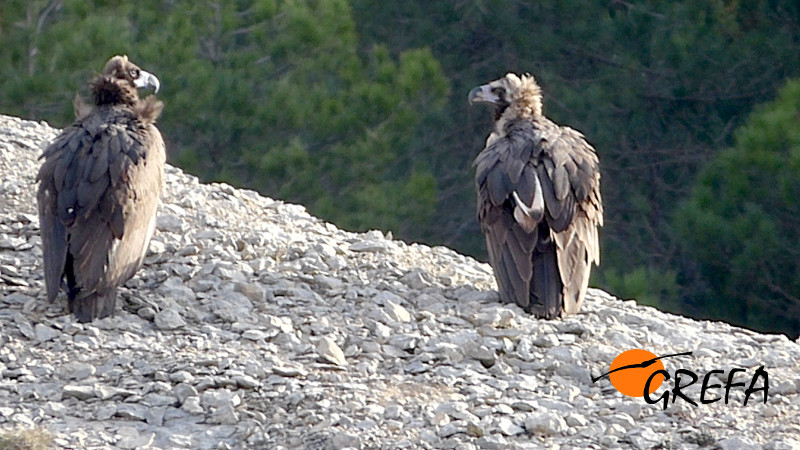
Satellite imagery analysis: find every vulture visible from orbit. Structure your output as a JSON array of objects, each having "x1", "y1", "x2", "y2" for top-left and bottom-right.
[
  {"x1": 37, "y1": 55, "x2": 165, "y2": 322},
  {"x1": 469, "y1": 73, "x2": 602, "y2": 319}
]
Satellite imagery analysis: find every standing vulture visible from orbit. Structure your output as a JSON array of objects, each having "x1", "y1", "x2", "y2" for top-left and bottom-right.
[
  {"x1": 469, "y1": 73, "x2": 602, "y2": 319},
  {"x1": 37, "y1": 55, "x2": 165, "y2": 322}
]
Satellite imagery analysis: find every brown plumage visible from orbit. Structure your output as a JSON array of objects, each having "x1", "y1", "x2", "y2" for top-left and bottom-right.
[
  {"x1": 37, "y1": 55, "x2": 165, "y2": 322},
  {"x1": 469, "y1": 73, "x2": 602, "y2": 319}
]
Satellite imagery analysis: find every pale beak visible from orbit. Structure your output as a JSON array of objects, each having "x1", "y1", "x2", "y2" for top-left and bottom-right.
[
  {"x1": 134, "y1": 70, "x2": 160, "y2": 93},
  {"x1": 468, "y1": 84, "x2": 497, "y2": 105}
]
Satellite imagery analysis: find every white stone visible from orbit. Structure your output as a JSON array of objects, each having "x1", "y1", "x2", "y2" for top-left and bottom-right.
[
  {"x1": 116, "y1": 403, "x2": 148, "y2": 421},
  {"x1": 717, "y1": 436, "x2": 760, "y2": 450},
  {"x1": 496, "y1": 417, "x2": 524, "y2": 436},
  {"x1": 207, "y1": 403, "x2": 239, "y2": 425},
  {"x1": 116, "y1": 427, "x2": 155, "y2": 449},
  {"x1": 385, "y1": 300, "x2": 411, "y2": 323},
  {"x1": 182, "y1": 396, "x2": 204, "y2": 414},
  {"x1": 62, "y1": 385, "x2": 96, "y2": 400},
  {"x1": 317, "y1": 336, "x2": 347, "y2": 366},
  {"x1": 34, "y1": 323, "x2": 60, "y2": 342},
  {"x1": 626, "y1": 427, "x2": 662, "y2": 450},
  {"x1": 524, "y1": 411, "x2": 567, "y2": 436},
  {"x1": 154, "y1": 309, "x2": 186, "y2": 330},
  {"x1": 201, "y1": 389, "x2": 241, "y2": 409},
  {"x1": 64, "y1": 362, "x2": 96, "y2": 380}
]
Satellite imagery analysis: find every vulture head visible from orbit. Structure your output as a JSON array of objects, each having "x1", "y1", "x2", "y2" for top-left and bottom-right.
[
  {"x1": 468, "y1": 73, "x2": 542, "y2": 121},
  {"x1": 90, "y1": 55, "x2": 160, "y2": 107}
]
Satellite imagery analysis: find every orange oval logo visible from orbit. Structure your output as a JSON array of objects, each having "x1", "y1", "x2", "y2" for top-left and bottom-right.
[{"x1": 609, "y1": 349, "x2": 665, "y2": 397}]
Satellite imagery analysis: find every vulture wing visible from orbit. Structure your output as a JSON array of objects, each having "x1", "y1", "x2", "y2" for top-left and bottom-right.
[{"x1": 475, "y1": 119, "x2": 601, "y2": 318}]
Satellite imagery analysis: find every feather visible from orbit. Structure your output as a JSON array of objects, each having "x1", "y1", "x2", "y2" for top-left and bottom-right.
[
  {"x1": 486, "y1": 166, "x2": 510, "y2": 206},
  {"x1": 513, "y1": 204, "x2": 537, "y2": 233},
  {"x1": 537, "y1": 164, "x2": 562, "y2": 219},
  {"x1": 77, "y1": 176, "x2": 109, "y2": 209},
  {"x1": 89, "y1": 137, "x2": 109, "y2": 182},
  {"x1": 53, "y1": 141, "x2": 77, "y2": 189},
  {"x1": 552, "y1": 164, "x2": 570, "y2": 201},
  {"x1": 37, "y1": 183, "x2": 68, "y2": 303},
  {"x1": 514, "y1": 166, "x2": 536, "y2": 206},
  {"x1": 511, "y1": 219, "x2": 538, "y2": 253}
]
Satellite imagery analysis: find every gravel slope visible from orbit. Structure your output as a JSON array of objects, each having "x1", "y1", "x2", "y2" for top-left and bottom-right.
[{"x1": 1, "y1": 114, "x2": 799, "y2": 449}]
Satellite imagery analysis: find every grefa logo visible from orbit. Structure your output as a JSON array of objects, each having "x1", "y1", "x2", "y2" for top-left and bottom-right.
[{"x1": 591, "y1": 349, "x2": 769, "y2": 409}]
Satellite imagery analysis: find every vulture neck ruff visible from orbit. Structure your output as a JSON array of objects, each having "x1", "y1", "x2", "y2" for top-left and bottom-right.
[
  {"x1": 91, "y1": 76, "x2": 139, "y2": 108},
  {"x1": 494, "y1": 75, "x2": 543, "y2": 139},
  {"x1": 88, "y1": 79, "x2": 163, "y2": 125}
]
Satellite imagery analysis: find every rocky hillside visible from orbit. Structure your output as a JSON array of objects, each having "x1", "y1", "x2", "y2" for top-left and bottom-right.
[{"x1": 1, "y1": 114, "x2": 799, "y2": 449}]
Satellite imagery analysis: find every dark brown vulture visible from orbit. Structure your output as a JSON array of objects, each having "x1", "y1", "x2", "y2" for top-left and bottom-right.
[
  {"x1": 37, "y1": 55, "x2": 165, "y2": 322},
  {"x1": 469, "y1": 73, "x2": 602, "y2": 319}
]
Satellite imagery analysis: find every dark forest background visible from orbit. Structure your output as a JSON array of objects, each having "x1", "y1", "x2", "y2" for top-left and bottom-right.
[{"x1": 2, "y1": 1, "x2": 799, "y2": 337}]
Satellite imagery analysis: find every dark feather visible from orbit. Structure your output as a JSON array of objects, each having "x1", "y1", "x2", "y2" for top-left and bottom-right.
[
  {"x1": 511, "y1": 219, "x2": 537, "y2": 253},
  {"x1": 514, "y1": 166, "x2": 537, "y2": 206},
  {"x1": 536, "y1": 164, "x2": 562, "y2": 219},
  {"x1": 56, "y1": 185, "x2": 77, "y2": 224},
  {"x1": 530, "y1": 227, "x2": 561, "y2": 319},
  {"x1": 505, "y1": 148, "x2": 526, "y2": 184},
  {"x1": 53, "y1": 141, "x2": 76, "y2": 189},
  {"x1": 552, "y1": 165, "x2": 570, "y2": 201},
  {"x1": 37, "y1": 184, "x2": 68, "y2": 303},
  {"x1": 109, "y1": 202, "x2": 126, "y2": 239},
  {"x1": 77, "y1": 176, "x2": 109, "y2": 209},
  {"x1": 89, "y1": 136, "x2": 109, "y2": 181},
  {"x1": 486, "y1": 166, "x2": 510, "y2": 206}
]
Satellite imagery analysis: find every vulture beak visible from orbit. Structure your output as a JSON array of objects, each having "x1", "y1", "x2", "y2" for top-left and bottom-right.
[
  {"x1": 468, "y1": 84, "x2": 498, "y2": 105},
  {"x1": 135, "y1": 70, "x2": 161, "y2": 93}
]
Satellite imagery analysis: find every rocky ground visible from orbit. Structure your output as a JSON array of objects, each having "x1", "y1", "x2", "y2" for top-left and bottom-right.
[{"x1": 1, "y1": 113, "x2": 799, "y2": 449}]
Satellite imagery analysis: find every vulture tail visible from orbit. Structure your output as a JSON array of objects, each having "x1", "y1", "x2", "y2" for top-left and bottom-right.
[
  {"x1": 530, "y1": 227, "x2": 563, "y2": 319},
  {"x1": 65, "y1": 255, "x2": 117, "y2": 322},
  {"x1": 69, "y1": 290, "x2": 117, "y2": 323}
]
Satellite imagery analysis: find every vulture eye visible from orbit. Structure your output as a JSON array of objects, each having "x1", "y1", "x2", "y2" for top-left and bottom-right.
[
  {"x1": 491, "y1": 87, "x2": 504, "y2": 97},
  {"x1": 129, "y1": 68, "x2": 140, "y2": 79}
]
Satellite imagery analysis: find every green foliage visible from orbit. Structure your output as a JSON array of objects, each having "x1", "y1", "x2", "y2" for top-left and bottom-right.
[
  {"x1": 162, "y1": 1, "x2": 448, "y2": 242},
  {"x1": 597, "y1": 266, "x2": 679, "y2": 310},
  {"x1": 675, "y1": 79, "x2": 800, "y2": 335},
  {"x1": 0, "y1": 1, "x2": 134, "y2": 119}
]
